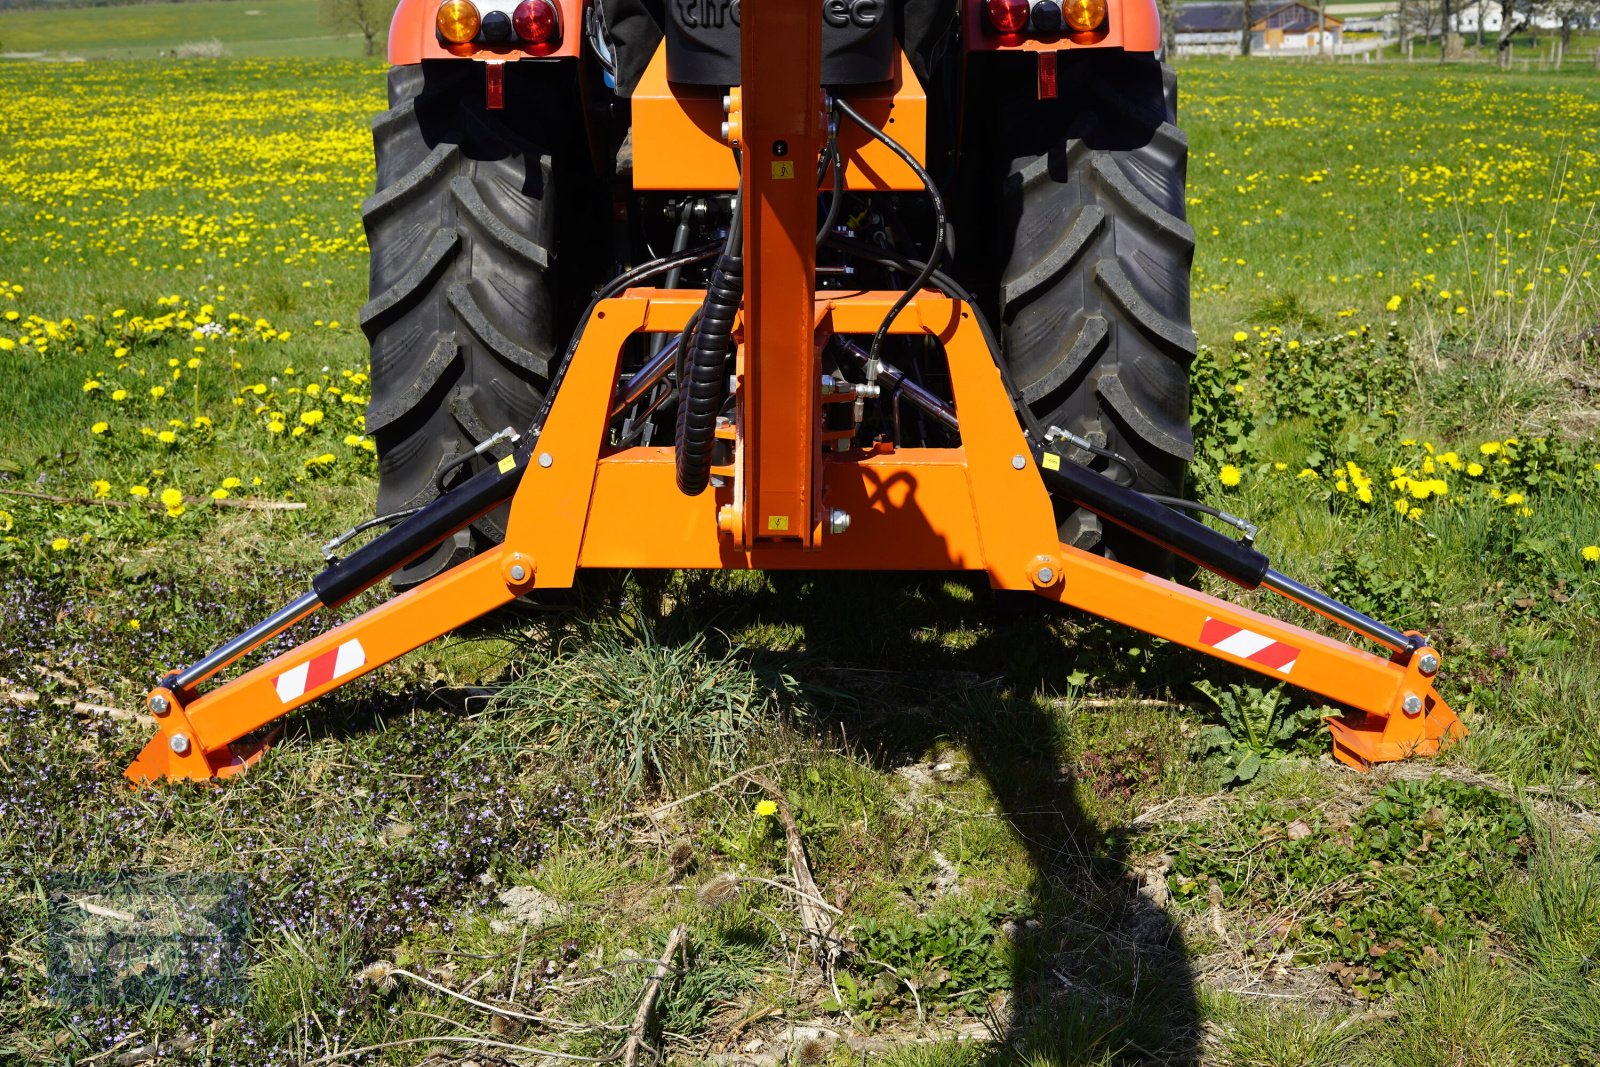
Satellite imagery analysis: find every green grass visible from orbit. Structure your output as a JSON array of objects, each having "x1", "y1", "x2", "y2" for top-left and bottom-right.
[
  {"x1": 0, "y1": 0, "x2": 368, "y2": 59},
  {"x1": 1, "y1": 53, "x2": 1599, "y2": 1066}
]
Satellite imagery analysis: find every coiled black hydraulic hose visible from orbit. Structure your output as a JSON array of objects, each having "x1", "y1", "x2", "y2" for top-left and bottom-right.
[{"x1": 675, "y1": 182, "x2": 744, "y2": 496}]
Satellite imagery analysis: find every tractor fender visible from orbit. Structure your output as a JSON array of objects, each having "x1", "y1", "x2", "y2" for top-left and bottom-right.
[
  {"x1": 388, "y1": 0, "x2": 585, "y2": 64},
  {"x1": 963, "y1": 0, "x2": 1162, "y2": 54}
]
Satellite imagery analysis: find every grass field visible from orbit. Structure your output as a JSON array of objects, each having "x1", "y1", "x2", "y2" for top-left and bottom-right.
[
  {"x1": 0, "y1": 0, "x2": 367, "y2": 58},
  {"x1": 1, "y1": 53, "x2": 1599, "y2": 1066}
]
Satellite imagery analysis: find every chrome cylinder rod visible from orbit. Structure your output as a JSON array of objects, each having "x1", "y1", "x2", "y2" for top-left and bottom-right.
[
  {"x1": 837, "y1": 340, "x2": 958, "y2": 431},
  {"x1": 1262, "y1": 570, "x2": 1417, "y2": 654},
  {"x1": 611, "y1": 334, "x2": 684, "y2": 416},
  {"x1": 172, "y1": 590, "x2": 322, "y2": 691}
]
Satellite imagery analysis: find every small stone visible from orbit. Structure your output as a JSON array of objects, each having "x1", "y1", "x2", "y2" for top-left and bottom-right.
[{"x1": 495, "y1": 885, "x2": 566, "y2": 930}]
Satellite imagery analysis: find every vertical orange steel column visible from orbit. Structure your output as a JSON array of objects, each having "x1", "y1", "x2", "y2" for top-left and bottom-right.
[{"x1": 739, "y1": 0, "x2": 824, "y2": 547}]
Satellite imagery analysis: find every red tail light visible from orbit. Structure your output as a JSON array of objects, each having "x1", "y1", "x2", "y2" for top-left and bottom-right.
[
  {"x1": 985, "y1": 0, "x2": 1031, "y2": 33},
  {"x1": 512, "y1": 0, "x2": 561, "y2": 45}
]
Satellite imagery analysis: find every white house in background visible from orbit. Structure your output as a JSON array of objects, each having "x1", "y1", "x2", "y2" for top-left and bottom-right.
[{"x1": 1445, "y1": 1, "x2": 1571, "y2": 33}]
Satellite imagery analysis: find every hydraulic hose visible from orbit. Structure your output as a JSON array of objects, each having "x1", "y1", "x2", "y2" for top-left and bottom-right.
[
  {"x1": 836, "y1": 99, "x2": 945, "y2": 377},
  {"x1": 675, "y1": 181, "x2": 744, "y2": 496}
]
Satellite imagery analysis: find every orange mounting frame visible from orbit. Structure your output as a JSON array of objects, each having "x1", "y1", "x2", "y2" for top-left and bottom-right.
[
  {"x1": 125, "y1": 283, "x2": 1464, "y2": 783},
  {"x1": 124, "y1": 0, "x2": 1461, "y2": 784}
]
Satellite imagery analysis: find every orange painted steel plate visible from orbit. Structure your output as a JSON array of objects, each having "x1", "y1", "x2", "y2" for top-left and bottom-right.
[
  {"x1": 578, "y1": 448, "x2": 984, "y2": 570},
  {"x1": 631, "y1": 46, "x2": 927, "y2": 191}
]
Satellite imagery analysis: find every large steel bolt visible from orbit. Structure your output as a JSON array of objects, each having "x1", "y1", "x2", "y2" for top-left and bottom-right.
[
  {"x1": 148, "y1": 695, "x2": 170, "y2": 716},
  {"x1": 538, "y1": 452, "x2": 554, "y2": 469},
  {"x1": 169, "y1": 734, "x2": 191, "y2": 755},
  {"x1": 1417, "y1": 652, "x2": 1440, "y2": 676},
  {"x1": 1011, "y1": 454, "x2": 1027, "y2": 470},
  {"x1": 509, "y1": 564, "x2": 528, "y2": 583},
  {"x1": 829, "y1": 510, "x2": 851, "y2": 535},
  {"x1": 1401, "y1": 693, "x2": 1424, "y2": 716}
]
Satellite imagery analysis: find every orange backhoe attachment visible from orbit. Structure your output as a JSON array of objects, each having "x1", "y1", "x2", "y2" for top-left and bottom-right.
[{"x1": 125, "y1": 0, "x2": 1462, "y2": 784}]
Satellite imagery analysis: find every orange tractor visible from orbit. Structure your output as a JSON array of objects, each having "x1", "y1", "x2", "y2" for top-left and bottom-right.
[{"x1": 127, "y1": 0, "x2": 1463, "y2": 782}]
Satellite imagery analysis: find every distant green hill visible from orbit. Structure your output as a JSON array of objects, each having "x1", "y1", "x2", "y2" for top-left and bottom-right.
[{"x1": 0, "y1": 0, "x2": 370, "y2": 58}]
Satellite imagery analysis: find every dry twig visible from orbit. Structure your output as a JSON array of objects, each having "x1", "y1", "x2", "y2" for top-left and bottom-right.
[
  {"x1": 622, "y1": 923, "x2": 687, "y2": 1067},
  {"x1": 744, "y1": 774, "x2": 838, "y2": 966}
]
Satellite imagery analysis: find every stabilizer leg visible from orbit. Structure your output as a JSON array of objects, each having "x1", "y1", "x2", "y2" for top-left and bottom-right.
[
  {"x1": 1028, "y1": 544, "x2": 1463, "y2": 767},
  {"x1": 127, "y1": 547, "x2": 524, "y2": 784}
]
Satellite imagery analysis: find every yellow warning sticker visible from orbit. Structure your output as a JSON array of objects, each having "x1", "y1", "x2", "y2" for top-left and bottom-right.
[
  {"x1": 771, "y1": 161, "x2": 796, "y2": 180},
  {"x1": 766, "y1": 515, "x2": 791, "y2": 531},
  {"x1": 498, "y1": 454, "x2": 517, "y2": 474},
  {"x1": 1042, "y1": 453, "x2": 1061, "y2": 471}
]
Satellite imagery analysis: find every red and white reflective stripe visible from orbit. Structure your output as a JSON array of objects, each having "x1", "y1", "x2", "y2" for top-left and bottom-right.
[
  {"x1": 1199, "y1": 618, "x2": 1300, "y2": 674},
  {"x1": 274, "y1": 639, "x2": 366, "y2": 703}
]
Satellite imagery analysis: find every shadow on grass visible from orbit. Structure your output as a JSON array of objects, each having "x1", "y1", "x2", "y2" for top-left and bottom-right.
[{"x1": 640, "y1": 568, "x2": 1204, "y2": 1065}]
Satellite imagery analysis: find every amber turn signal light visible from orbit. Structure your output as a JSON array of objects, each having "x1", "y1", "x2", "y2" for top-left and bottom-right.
[
  {"x1": 436, "y1": 0, "x2": 482, "y2": 44},
  {"x1": 1064, "y1": 0, "x2": 1108, "y2": 31}
]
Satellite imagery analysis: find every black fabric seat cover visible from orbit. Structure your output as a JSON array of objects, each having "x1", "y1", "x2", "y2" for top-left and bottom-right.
[{"x1": 597, "y1": 0, "x2": 953, "y2": 96}]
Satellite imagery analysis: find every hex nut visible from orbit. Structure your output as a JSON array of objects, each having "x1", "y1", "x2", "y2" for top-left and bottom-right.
[
  {"x1": 169, "y1": 734, "x2": 191, "y2": 755},
  {"x1": 1417, "y1": 652, "x2": 1440, "y2": 676},
  {"x1": 148, "y1": 695, "x2": 170, "y2": 716},
  {"x1": 1402, "y1": 693, "x2": 1424, "y2": 716}
]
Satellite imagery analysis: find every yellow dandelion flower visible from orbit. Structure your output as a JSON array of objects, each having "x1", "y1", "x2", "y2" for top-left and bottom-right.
[
  {"x1": 211, "y1": 488, "x2": 230, "y2": 500},
  {"x1": 222, "y1": 477, "x2": 242, "y2": 489},
  {"x1": 1504, "y1": 492, "x2": 1525, "y2": 506},
  {"x1": 1479, "y1": 441, "x2": 1501, "y2": 455},
  {"x1": 150, "y1": 385, "x2": 166, "y2": 400},
  {"x1": 1219, "y1": 465, "x2": 1242, "y2": 487},
  {"x1": 129, "y1": 485, "x2": 150, "y2": 498},
  {"x1": 1385, "y1": 295, "x2": 1403, "y2": 311},
  {"x1": 111, "y1": 389, "x2": 127, "y2": 401},
  {"x1": 1467, "y1": 462, "x2": 1484, "y2": 477},
  {"x1": 755, "y1": 800, "x2": 778, "y2": 818},
  {"x1": 159, "y1": 488, "x2": 184, "y2": 509},
  {"x1": 267, "y1": 420, "x2": 285, "y2": 434},
  {"x1": 1582, "y1": 546, "x2": 1600, "y2": 563},
  {"x1": 91, "y1": 422, "x2": 109, "y2": 435},
  {"x1": 157, "y1": 430, "x2": 176, "y2": 444},
  {"x1": 1232, "y1": 331, "x2": 1248, "y2": 343},
  {"x1": 51, "y1": 537, "x2": 70, "y2": 551},
  {"x1": 300, "y1": 409, "x2": 325, "y2": 427}
]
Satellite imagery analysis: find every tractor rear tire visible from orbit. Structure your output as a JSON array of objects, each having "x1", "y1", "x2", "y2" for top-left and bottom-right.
[
  {"x1": 362, "y1": 63, "x2": 560, "y2": 589},
  {"x1": 994, "y1": 54, "x2": 1196, "y2": 573}
]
